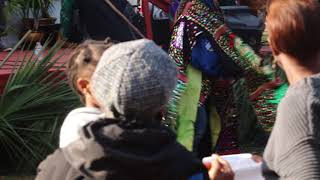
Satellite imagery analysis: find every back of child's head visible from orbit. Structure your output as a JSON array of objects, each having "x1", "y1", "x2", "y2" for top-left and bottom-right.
[
  {"x1": 91, "y1": 39, "x2": 178, "y2": 121},
  {"x1": 67, "y1": 39, "x2": 115, "y2": 103}
]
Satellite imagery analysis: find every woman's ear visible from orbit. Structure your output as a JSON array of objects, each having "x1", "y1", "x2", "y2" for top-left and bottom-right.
[
  {"x1": 267, "y1": 33, "x2": 283, "y2": 69},
  {"x1": 268, "y1": 36, "x2": 280, "y2": 58},
  {"x1": 269, "y1": 45, "x2": 283, "y2": 69}
]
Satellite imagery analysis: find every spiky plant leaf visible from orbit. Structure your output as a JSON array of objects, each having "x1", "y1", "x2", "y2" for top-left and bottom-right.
[{"x1": 0, "y1": 31, "x2": 80, "y2": 173}]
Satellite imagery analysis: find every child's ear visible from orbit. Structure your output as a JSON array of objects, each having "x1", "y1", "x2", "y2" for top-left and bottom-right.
[
  {"x1": 76, "y1": 78, "x2": 100, "y2": 108},
  {"x1": 76, "y1": 78, "x2": 90, "y2": 95}
]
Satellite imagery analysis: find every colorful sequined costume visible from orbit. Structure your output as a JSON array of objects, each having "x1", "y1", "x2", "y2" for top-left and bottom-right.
[
  {"x1": 251, "y1": 30, "x2": 288, "y2": 134},
  {"x1": 167, "y1": 0, "x2": 270, "y2": 155}
]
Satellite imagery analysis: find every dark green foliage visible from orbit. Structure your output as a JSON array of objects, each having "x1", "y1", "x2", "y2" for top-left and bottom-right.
[{"x1": 0, "y1": 32, "x2": 80, "y2": 174}]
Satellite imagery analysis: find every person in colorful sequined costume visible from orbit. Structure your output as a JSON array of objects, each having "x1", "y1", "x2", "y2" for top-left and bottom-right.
[
  {"x1": 166, "y1": 0, "x2": 271, "y2": 157},
  {"x1": 250, "y1": 29, "x2": 288, "y2": 135}
]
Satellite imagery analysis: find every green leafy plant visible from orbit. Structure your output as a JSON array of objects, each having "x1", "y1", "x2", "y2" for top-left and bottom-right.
[
  {"x1": 8, "y1": 0, "x2": 54, "y2": 19},
  {"x1": 7, "y1": 0, "x2": 54, "y2": 30},
  {"x1": 41, "y1": 0, "x2": 54, "y2": 18},
  {"x1": 0, "y1": 31, "x2": 79, "y2": 173}
]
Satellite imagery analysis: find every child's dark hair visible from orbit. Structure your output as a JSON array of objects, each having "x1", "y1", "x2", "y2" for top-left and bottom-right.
[{"x1": 67, "y1": 38, "x2": 115, "y2": 103}]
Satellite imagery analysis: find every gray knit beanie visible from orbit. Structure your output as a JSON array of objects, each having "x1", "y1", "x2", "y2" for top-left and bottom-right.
[{"x1": 91, "y1": 39, "x2": 177, "y2": 118}]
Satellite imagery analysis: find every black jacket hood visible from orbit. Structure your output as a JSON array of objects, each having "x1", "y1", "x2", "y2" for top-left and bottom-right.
[{"x1": 61, "y1": 119, "x2": 206, "y2": 180}]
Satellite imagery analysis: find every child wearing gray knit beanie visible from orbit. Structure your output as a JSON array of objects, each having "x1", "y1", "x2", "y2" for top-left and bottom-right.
[
  {"x1": 91, "y1": 39, "x2": 178, "y2": 121},
  {"x1": 36, "y1": 39, "x2": 209, "y2": 180}
]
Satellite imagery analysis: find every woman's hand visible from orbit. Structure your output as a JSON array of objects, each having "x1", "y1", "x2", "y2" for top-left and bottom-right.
[{"x1": 208, "y1": 155, "x2": 234, "y2": 180}]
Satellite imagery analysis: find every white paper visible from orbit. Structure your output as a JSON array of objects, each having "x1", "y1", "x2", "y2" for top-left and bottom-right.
[{"x1": 202, "y1": 153, "x2": 264, "y2": 180}]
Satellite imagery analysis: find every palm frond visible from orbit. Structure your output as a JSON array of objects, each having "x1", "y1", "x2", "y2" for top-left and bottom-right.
[{"x1": 0, "y1": 33, "x2": 80, "y2": 173}]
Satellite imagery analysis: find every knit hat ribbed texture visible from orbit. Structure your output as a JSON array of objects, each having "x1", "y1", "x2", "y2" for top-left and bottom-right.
[{"x1": 91, "y1": 39, "x2": 177, "y2": 117}]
